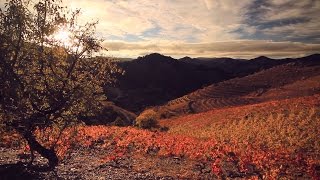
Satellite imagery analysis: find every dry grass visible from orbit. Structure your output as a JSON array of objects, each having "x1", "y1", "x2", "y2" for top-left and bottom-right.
[
  {"x1": 160, "y1": 94, "x2": 320, "y2": 155},
  {"x1": 1, "y1": 95, "x2": 319, "y2": 178}
]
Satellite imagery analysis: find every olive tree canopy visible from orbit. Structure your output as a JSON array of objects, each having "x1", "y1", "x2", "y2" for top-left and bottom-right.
[{"x1": 0, "y1": 0, "x2": 121, "y2": 170}]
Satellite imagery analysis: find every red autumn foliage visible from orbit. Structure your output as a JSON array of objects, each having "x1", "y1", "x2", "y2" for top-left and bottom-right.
[{"x1": 1, "y1": 95, "x2": 319, "y2": 179}]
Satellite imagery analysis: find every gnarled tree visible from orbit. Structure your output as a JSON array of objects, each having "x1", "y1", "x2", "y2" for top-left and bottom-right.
[{"x1": 0, "y1": 0, "x2": 121, "y2": 170}]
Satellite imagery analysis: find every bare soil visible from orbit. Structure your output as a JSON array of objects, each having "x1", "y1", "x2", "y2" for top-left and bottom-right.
[{"x1": 0, "y1": 146, "x2": 215, "y2": 180}]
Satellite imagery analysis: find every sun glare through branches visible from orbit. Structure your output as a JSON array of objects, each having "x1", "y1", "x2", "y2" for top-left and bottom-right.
[{"x1": 48, "y1": 26, "x2": 82, "y2": 53}]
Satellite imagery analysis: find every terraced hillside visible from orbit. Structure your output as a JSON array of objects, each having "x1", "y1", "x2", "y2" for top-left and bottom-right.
[
  {"x1": 2, "y1": 95, "x2": 319, "y2": 179},
  {"x1": 106, "y1": 53, "x2": 300, "y2": 113},
  {"x1": 155, "y1": 56, "x2": 320, "y2": 118},
  {"x1": 159, "y1": 94, "x2": 320, "y2": 156}
]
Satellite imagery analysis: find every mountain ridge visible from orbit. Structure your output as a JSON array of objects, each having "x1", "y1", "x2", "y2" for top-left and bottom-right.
[
  {"x1": 104, "y1": 53, "x2": 320, "y2": 114},
  {"x1": 152, "y1": 58, "x2": 320, "y2": 118}
]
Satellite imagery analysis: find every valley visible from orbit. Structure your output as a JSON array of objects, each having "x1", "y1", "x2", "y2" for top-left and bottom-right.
[{"x1": 2, "y1": 53, "x2": 319, "y2": 179}]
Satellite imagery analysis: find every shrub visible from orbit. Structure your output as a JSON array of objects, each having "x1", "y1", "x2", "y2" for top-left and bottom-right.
[
  {"x1": 159, "y1": 126, "x2": 169, "y2": 132},
  {"x1": 135, "y1": 109, "x2": 159, "y2": 129},
  {"x1": 113, "y1": 117, "x2": 127, "y2": 127}
]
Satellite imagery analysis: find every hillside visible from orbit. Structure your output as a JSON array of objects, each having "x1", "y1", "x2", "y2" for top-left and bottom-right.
[
  {"x1": 1, "y1": 53, "x2": 320, "y2": 179},
  {"x1": 105, "y1": 53, "x2": 231, "y2": 113},
  {"x1": 105, "y1": 53, "x2": 304, "y2": 113},
  {"x1": 2, "y1": 95, "x2": 319, "y2": 179},
  {"x1": 158, "y1": 94, "x2": 320, "y2": 178},
  {"x1": 154, "y1": 55, "x2": 320, "y2": 118},
  {"x1": 80, "y1": 101, "x2": 137, "y2": 126},
  {"x1": 2, "y1": 54, "x2": 319, "y2": 179},
  {"x1": 160, "y1": 94, "x2": 320, "y2": 145},
  {"x1": 180, "y1": 55, "x2": 293, "y2": 76},
  {"x1": 1, "y1": 0, "x2": 320, "y2": 179}
]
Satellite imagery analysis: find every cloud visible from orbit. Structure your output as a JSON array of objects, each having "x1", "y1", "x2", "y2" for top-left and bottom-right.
[
  {"x1": 102, "y1": 40, "x2": 320, "y2": 59},
  {"x1": 63, "y1": 0, "x2": 320, "y2": 46},
  {"x1": 242, "y1": 0, "x2": 320, "y2": 42},
  {"x1": 1, "y1": 0, "x2": 319, "y2": 58},
  {"x1": 65, "y1": 0, "x2": 154, "y2": 37},
  {"x1": 203, "y1": 0, "x2": 214, "y2": 10},
  {"x1": 63, "y1": 0, "x2": 252, "y2": 43}
]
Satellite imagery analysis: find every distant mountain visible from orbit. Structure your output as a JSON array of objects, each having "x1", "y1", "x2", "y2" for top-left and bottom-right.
[
  {"x1": 153, "y1": 54, "x2": 320, "y2": 118},
  {"x1": 136, "y1": 53, "x2": 176, "y2": 63},
  {"x1": 105, "y1": 53, "x2": 230, "y2": 112},
  {"x1": 180, "y1": 55, "x2": 294, "y2": 76},
  {"x1": 295, "y1": 53, "x2": 320, "y2": 65},
  {"x1": 105, "y1": 53, "x2": 320, "y2": 113},
  {"x1": 115, "y1": 57, "x2": 133, "y2": 61}
]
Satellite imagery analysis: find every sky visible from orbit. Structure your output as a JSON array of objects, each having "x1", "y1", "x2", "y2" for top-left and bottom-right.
[{"x1": 1, "y1": 0, "x2": 320, "y2": 58}]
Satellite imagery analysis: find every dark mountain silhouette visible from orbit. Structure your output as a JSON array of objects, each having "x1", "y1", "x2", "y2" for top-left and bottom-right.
[
  {"x1": 296, "y1": 53, "x2": 320, "y2": 65},
  {"x1": 105, "y1": 53, "x2": 230, "y2": 112},
  {"x1": 153, "y1": 54, "x2": 320, "y2": 118},
  {"x1": 105, "y1": 53, "x2": 319, "y2": 113},
  {"x1": 180, "y1": 55, "x2": 294, "y2": 76}
]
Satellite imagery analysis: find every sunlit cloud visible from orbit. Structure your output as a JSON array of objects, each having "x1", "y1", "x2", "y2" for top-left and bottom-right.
[
  {"x1": 103, "y1": 40, "x2": 320, "y2": 59},
  {"x1": 65, "y1": 0, "x2": 320, "y2": 57},
  {"x1": 63, "y1": 0, "x2": 251, "y2": 43},
  {"x1": 1, "y1": 0, "x2": 319, "y2": 58}
]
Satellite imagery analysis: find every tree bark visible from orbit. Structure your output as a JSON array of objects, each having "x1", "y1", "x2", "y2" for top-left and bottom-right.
[{"x1": 23, "y1": 130, "x2": 58, "y2": 171}]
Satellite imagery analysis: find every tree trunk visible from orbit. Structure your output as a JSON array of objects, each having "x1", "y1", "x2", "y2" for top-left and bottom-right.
[{"x1": 23, "y1": 130, "x2": 58, "y2": 171}]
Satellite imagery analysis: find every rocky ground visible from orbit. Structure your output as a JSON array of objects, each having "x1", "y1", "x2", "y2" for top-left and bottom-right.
[{"x1": 0, "y1": 147, "x2": 215, "y2": 180}]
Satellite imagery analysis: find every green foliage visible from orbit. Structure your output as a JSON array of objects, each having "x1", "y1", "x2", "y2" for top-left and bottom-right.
[{"x1": 135, "y1": 109, "x2": 159, "y2": 129}]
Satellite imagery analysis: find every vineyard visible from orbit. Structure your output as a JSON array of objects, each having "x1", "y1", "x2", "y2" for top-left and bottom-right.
[
  {"x1": 1, "y1": 0, "x2": 319, "y2": 178},
  {"x1": 1, "y1": 95, "x2": 319, "y2": 179},
  {"x1": 156, "y1": 62, "x2": 320, "y2": 118},
  {"x1": 160, "y1": 94, "x2": 320, "y2": 178}
]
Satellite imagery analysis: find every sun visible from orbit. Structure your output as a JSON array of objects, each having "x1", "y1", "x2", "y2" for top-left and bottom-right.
[
  {"x1": 49, "y1": 27, "x2": 83, "y2": 52},
  {"x1": 51, "y1": 27, "x2": 73, "y2": 47},
  {"x1": 54, "y1": 29, "x2": 70, "y2": 42}
]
